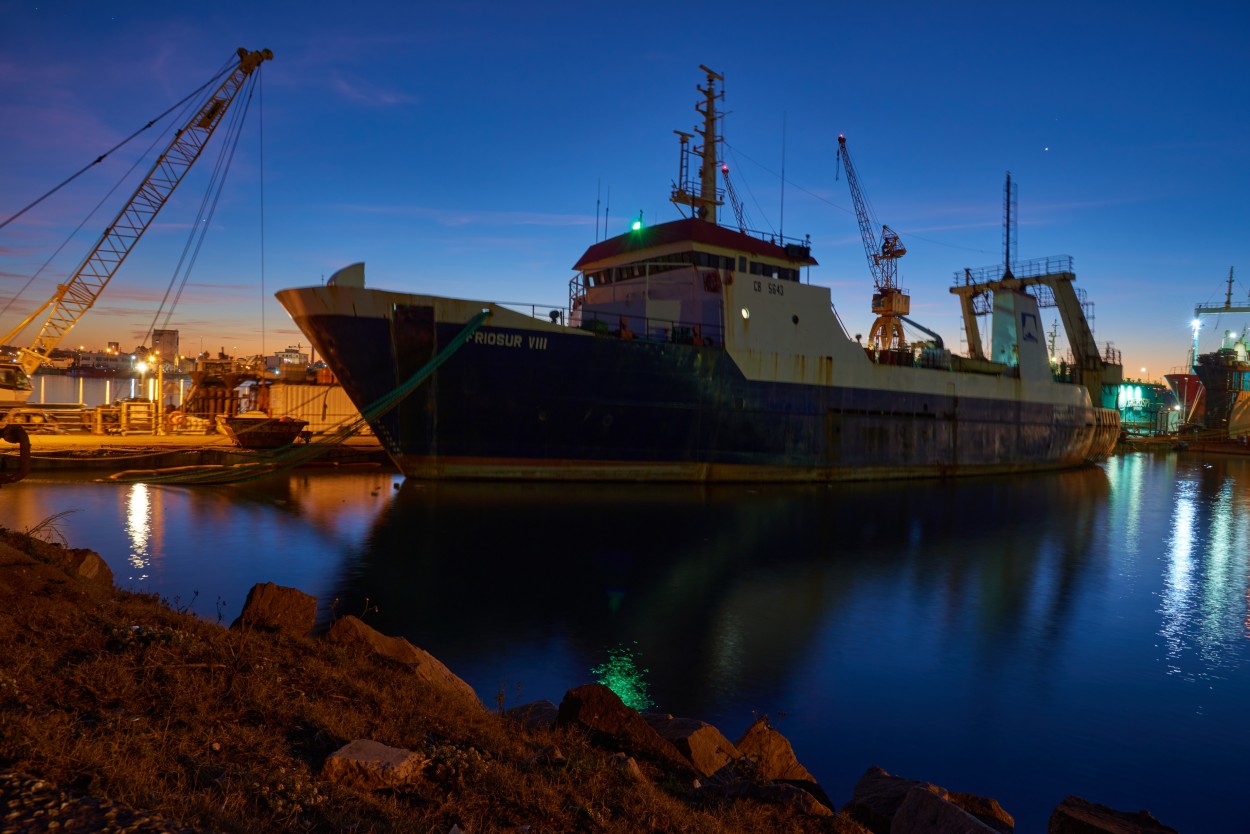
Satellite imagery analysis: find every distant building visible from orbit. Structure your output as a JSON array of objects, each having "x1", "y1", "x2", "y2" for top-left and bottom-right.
[
  {"x1": 79, "y1": 347, "x2": 131, "y2": 373},
  {"x1": 152, "y1": 329, "x2": 180, "y2": 361},
  {"x1": 264, "y1": 345, "x2": 310, "y2": 374}
]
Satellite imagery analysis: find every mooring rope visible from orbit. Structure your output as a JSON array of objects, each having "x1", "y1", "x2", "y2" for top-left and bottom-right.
[{"x1": 111, "y1": 308, "x2": 492, "y2": 485}]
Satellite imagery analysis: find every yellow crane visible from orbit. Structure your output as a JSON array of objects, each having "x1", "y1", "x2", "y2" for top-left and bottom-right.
[
  {"x1": 836, "y1": 134, "x2": 909, "y2": 350},
  {"x1": 1, "y1": 47, "x2": 272, "y2": 404}
]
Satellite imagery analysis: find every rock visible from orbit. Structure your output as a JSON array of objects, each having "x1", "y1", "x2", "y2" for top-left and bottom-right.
[
  {"x1": 775, "y1": 778, "x2": 837, "y2": 813},
  {"x1": 760, "y1": 783, "x2": 834, "y2": 818},
  {"x1": 322, "y1": 739, "x2": 427, "y2": 791},
  {"x1": 844, "y1": 766, "x2": 1014, "y2": 834},
  {"x1": 555, "y1": 684, "x2": 693, "y2": 773},
  {"x1": 950, "y1": 791, "x2": 1016, "y2": 834},
  {"x1": 1048, "y1": 796, "x2": 1179, "y2": 834},
  {"x1": 0, "y1": 537, "x2": 112, "y2": 598},
  {"x1": 232, "y1": 582, "x2": 316, "y2": 636},
  {"x1": 56, "y1": 547, "x2": 113, "y2": 586},
  {"x1": 643, "y1": 713, "x2": 740, "y2": 777},
  {"x1": 734, "y1": 716, "x2": 815, "y2": 782},
  {"x1": 892, "y1": 786, "x2": 1004, "y2": 833},
  {"x1": 323, "y1": 615, "x2": 480, "y2": 706},
  {"x1": 507, "y1": 699, "x2": 559, "y2": 731},
  {"x1": 606, "y1": 752, "x2": 645, "y2": 780}
]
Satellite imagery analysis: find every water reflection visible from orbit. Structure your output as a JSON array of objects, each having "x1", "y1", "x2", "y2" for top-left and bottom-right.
[
  {"x1": 1159, "y1": 458, "x2": 1250, "y2": 685},
  {"x1": 124, "y1": 483, "x2": 153, "y2": 582},
  {"x1": 7, "y1": 458, "x2": 1250, "y2": 829},
  {"x1": 593, "y1": 644, "x2": 654, "y2": 710},
  {"x1": 328, "y1": 467, "x2": 1111, "y2": 715}
]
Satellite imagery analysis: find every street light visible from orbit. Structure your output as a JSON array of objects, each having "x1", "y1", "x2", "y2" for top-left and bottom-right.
[{"x1": 152, "y1": 350, "x2": 163, "y2": 434}]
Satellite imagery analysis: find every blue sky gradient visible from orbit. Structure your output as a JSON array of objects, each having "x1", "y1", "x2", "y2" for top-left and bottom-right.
[{"x1": 1, "y1": 1, "x2": 1246, "y2": 378}]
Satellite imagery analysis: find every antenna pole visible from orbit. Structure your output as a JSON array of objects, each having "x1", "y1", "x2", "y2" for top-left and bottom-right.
[
  {"x1": 1002, "y1": 171, "x2": 1018, "y2": 278},
  {"x1": 780, "y1": 112, "x2": 787, "y2": 240}
]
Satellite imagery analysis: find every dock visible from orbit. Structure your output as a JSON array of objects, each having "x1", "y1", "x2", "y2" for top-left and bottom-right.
[{"x1": 0, "y1": 430, "x2": 390, "y2": 476}]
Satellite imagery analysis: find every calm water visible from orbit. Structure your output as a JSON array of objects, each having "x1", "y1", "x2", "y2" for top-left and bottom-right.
[
  {"x1": 2, "y1": 454, "x2": 1247, "y2": 832},
  {"x1": 27, "y1": 372, "x2": 178, "y2": 407}
]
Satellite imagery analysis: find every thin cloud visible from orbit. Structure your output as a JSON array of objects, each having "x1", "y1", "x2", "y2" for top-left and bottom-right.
[{"x1": 331, "y1": 73, "x2": 418, "y2": 108}]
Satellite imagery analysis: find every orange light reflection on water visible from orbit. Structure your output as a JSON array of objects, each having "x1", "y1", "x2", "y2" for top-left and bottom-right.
[{"x1": 124, "y1": 483, "x2": 152, "y2": 582}]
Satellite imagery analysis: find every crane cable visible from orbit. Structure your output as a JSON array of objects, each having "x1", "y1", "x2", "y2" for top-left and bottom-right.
[
  {"x1": 724, "y1": 139, "x2": 994, "y2": 256},
  {"x1": 0, "y1": 56, "x2": 237, "y2": 235},
  {"x1": 140, "y1": 68, "x2": 263, "y2": 348},
  {"x1": 0, "y1": 54, "x2": 240, "y2": 322},
  {"x1": 0, "y1": 119, "x2": 187, "y2": 323}
]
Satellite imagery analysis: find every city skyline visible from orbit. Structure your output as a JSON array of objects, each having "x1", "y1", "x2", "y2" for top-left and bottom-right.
[{"x1": 2, "y1": 1, "x2": 1247, "y2": 382}]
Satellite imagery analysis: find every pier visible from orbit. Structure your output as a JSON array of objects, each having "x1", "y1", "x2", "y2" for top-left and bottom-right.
[{"x1": 0, "y1": 430, "x2": 388, "y2": 475}]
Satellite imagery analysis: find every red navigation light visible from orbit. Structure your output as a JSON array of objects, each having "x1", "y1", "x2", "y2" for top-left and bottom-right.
[{"x1": 721, "y1": 164, "x2": 729, "y2": 173}]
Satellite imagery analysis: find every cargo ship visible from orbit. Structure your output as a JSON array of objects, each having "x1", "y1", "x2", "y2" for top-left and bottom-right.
[
  {"x1": 1194, "y1": 328, "x2": 1250, "y2": 437},
  {"x1": 276, "y1": 67, "x2": 1120, "y2": 482},
  {"x1": 1189, "y1": 267, "x2": 1249, "y2": 438},
  {"x1": 1164, "y1": 371, "x2": 1204, "y2": 426}
]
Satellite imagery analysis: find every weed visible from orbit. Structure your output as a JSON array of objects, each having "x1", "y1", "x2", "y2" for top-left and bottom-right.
[
  {"x1": 171, "y1": 591, "x2": 199, "y2": 615},
  {"x1": 0, "y1": 523, "x2": 842, "y2": 834},
  {"x1": 22, "y1": 509, "x2": 79, "y2": 550}
]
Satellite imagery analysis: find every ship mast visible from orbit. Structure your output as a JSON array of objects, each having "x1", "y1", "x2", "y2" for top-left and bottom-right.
[
  {"x1": 671, "y1": 66, "x2": 724, "y2": 224},
  {"x1": 1192, "y1": 266, "x2": 1247, "y2": 365}
]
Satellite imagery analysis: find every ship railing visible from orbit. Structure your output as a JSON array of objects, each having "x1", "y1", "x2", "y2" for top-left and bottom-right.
[
  {"x1": 576, "y1": 309, "x2": 726, "y2": 348},
  {"x1": 953, "y1": 255, "x2": 1075, "y2": 286},
  {"x1": 492, "y1": 302, "x2": 726, "y2": 347},
  {"x1": 738, "y1": 228, "x2": 812, "y2": 256},
  {"x1": 496, "y1": 301, "x2": 575, "y2": 326}
]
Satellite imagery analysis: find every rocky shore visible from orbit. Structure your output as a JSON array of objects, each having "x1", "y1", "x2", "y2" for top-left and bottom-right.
[{"x1": 0, "y1": 525, "x2": 1180, "y2": 833}]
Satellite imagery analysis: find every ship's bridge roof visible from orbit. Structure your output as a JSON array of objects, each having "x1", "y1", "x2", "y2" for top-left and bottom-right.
[{"x1": 573, "y1": 218, "x2": 817, "y2": 270}]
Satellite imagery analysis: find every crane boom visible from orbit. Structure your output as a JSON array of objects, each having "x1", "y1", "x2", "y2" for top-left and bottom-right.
[
  {"x1": 836, "y1": 133, "x2": 910, "y2": 349},
  {"x1": 836, "y1": 134, "x2": 906, "y2": 292},
  {"x1": 9, "y1": 47, "x2": 273, "y2": 378},
  {"x1": 720, "y1": 163, "x2": 749, "y2": 233},
  {"x1": 837, "y1": 134, "x2": 885, "y2": 288}
]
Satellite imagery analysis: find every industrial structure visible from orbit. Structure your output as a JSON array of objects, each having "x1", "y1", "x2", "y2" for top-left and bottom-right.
[
  {"x1": 836, "y1": 134, "x2": 910, "y2": 351},
  {"x1": 0, "y1": 47, "x2": 273, "y2": 423}
]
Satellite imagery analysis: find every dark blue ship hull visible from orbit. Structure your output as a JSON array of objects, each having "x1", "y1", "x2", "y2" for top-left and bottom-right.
[{"x1": 298, "y1": 305, "x2": 1116, "y2": 482}]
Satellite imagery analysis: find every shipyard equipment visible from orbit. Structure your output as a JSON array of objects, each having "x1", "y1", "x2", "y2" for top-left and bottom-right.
[
  {"x1": 836, "y1": 134, "x2": 909, "y2": 350},
  {"x1": 0, "y1": 47, "x2": 273, "y2": 410},
  {"x1": 1191, "y1": 267, "x2": 1249, "y2": 362},
  {"x1": 720, "y1": 164, "x2": 749, "y2": 233}
]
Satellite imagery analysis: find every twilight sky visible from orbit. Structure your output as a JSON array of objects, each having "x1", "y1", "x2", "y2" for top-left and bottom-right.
[{"x1": 1, "y1": 1, "x2": 1247, "y2": 379}]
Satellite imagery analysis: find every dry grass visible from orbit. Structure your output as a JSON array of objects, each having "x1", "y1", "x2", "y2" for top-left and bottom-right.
[{"x1": 0, "y1": 525, "x2": 860, "y2": 833}]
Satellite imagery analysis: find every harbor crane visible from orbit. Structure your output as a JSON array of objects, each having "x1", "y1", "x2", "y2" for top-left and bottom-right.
[
  {"x1": 1, "y1": 47, "x2": 273, "y2": 406},
  {"x1": 720, "y1": 164, "x2": 749, "y2": 233},
  {"x1": 836, "y1": 134, "x2": 909, "y2": 350}
]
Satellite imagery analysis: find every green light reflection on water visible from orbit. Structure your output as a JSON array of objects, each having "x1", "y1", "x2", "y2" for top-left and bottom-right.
[{"x1": 592, "y1": 644, "x2": 655, "y2": 711}]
